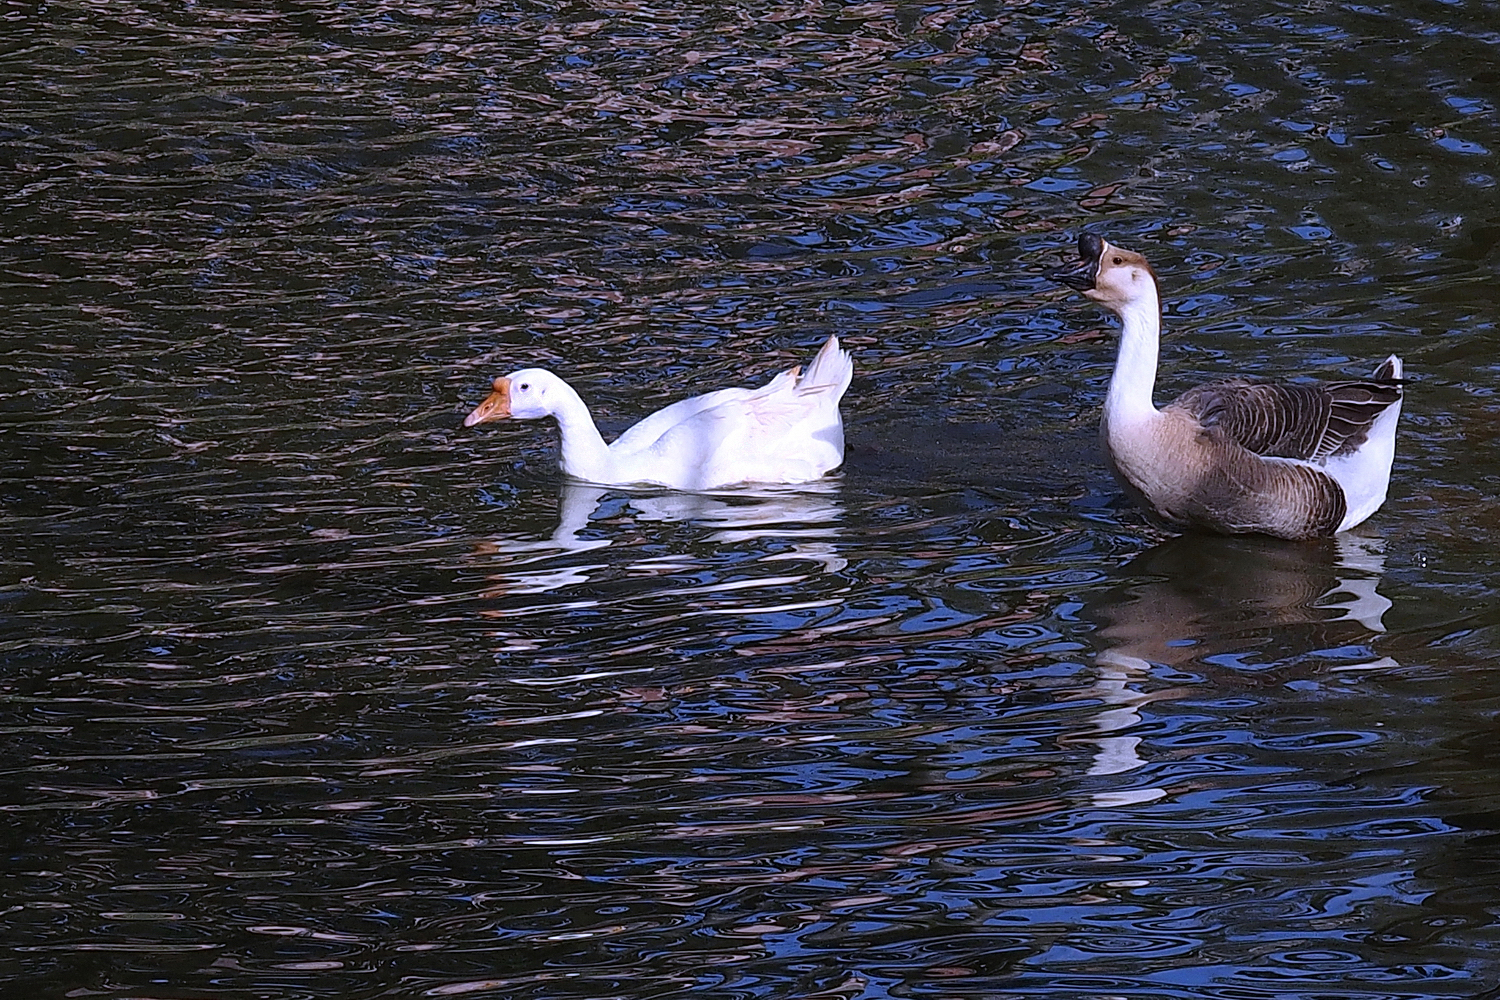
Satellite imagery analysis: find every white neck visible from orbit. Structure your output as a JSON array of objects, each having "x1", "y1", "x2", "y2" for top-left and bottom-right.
[
  {"x1": 545, "y1": 379, "x2": 614, "y2": 483},
  {"x1": 1103, "y1": 282, "x2": 1162, "y2": 428}
]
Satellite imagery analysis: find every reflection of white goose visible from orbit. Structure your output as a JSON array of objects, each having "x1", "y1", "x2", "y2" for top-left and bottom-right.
[
  {"x1": 475, "y1": 481, "x2": 845, "y2": 596},
  {"x1": 1072, "y1": 532, "x2": 1399, "y2": 805},
  {"x1": 471, "y1": 484, "x2": 612, "y2": 595},
  {"x1": 629, "y1": 481, "x2": 846, "y2": 573}
]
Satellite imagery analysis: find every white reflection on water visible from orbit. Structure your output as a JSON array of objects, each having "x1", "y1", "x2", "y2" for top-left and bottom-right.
[
  {"x1": 1077, "y1": 531, "x2": 1399, "y2": 805},
  {"x1": 474, "y1": 480, "x2": 845, "y2": 596},
  {"x1": 1320, "y1": 534, "x2": 1394, "y2": 637}
]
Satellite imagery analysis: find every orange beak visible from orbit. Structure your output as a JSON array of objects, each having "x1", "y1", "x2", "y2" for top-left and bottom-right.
[{"x1": 464, "y1": 377, "x2": 512, "y2": 427}]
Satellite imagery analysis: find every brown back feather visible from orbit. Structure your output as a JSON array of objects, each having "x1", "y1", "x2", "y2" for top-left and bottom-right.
[
  {"x1": 1165, "y1": 446, "x2": 1347, "y2": 539},
  {"x1": 1169, "y1": 376, "x2": 1402, "y2": 462},
  {"x1": 1320, "y1": 378, "x2": 1404, "y2": 457}
]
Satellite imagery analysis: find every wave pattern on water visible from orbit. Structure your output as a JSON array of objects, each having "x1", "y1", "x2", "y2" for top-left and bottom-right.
[{"x1": 2, "y1": 0, "x2": 1499, "y2": 997}]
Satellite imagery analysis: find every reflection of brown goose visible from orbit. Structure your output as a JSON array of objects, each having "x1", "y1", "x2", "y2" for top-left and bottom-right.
[
  {"x1": 1048, "y1": 234, "x2": 1404, "y2": 540},
  {"x1": 1068, "y1": 533, "x2": 1396, "y2": 799},
  {"x1": 1091, "y1": 531, "x2": 1394, "y2": 671}
]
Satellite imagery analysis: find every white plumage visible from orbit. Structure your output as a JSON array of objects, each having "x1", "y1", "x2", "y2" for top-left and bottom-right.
[{"x1": 464, "y1": 336, "x2": 853, "y2": 491}]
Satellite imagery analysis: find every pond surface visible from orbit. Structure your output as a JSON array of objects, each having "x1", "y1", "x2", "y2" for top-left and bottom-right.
[{"x1": 3, "y1": 1, "x2": 1499, "y2": 997}]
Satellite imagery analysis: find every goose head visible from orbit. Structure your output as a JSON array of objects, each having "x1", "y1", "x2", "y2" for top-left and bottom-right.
[
  {"x1": 1048, "y1": 233, "x2": 1158, "y2": 313},
  {"x1": 464, "y1": 368, "x2": 560, "y2": 426}
]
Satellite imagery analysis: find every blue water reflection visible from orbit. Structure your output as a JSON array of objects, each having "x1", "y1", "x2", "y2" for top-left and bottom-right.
[{"x1": 3, "y1": 0, "x2": 1499, "y2": 996}]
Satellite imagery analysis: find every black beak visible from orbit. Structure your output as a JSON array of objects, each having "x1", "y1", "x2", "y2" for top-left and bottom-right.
[{"x1": 1047, "y1": 232, "x2": 1104, "y2": 291}]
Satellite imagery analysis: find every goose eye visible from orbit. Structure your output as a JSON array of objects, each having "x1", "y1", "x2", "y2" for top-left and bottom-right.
[
  {"x1": 519, "y1": 382, "x2": 530, "y2": 391},
  {"x1": 1112, "y1": 256, "x2": 1123, "y2": 265}
]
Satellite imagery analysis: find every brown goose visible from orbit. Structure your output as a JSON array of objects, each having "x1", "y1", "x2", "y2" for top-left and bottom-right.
[{"x1": 1048, "y1": 234, "x2": 1404, "y2": 540}]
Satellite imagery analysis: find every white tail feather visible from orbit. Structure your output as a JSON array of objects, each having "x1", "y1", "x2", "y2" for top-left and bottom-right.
[
  {"x1": 1328, "y1": 354, "x2": 1404, "y2": 532},
  {"x1": 799, "y1": 335, "x2": 853, "y2": 397}
]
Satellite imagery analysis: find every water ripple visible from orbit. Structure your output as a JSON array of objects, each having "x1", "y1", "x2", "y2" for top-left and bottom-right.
[{"x1": 2, "y1": 0, "x2": 1498, "y2": 997}]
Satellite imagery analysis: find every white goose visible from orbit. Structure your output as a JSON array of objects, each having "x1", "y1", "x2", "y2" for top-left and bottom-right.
[
  {"x1": 464, "y1": 335, "x2": 853, "y2": 491},
  {"x1": 1048, "y1": 234, "x2": 1404, "y2": 540}
]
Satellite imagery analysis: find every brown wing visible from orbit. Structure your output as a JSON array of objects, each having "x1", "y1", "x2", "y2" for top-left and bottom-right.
[
  {"x1": 1319, "y1": 368, "x2": 1404, "y2": 458},
  {"x1": 1204, "y1": 450, "x2": 1348, "y2": 538},
  {"x1": 1169, "y1": 373, "x2": 1402, "y2": 462}
]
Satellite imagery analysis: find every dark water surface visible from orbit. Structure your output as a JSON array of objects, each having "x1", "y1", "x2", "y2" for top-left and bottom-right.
[{"x1": 3, "y1": 1, "x2": 1499, "y2": 997}]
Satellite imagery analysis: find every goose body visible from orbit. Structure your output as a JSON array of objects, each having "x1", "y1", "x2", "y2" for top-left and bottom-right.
[
  {"x1": 464, "y1": 335, "x2": 853, "y2": 491},
  {"x1": 1049, "y1": 234, "x2": 1404, "y2": 540}
]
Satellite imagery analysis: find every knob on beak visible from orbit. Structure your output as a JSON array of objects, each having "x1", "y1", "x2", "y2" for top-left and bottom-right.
[
  {"x1": 464, "y1": 377, "x2": 512, "y2": 427},
  {"x1": 1047, "y1": 233, "x2": 1104, "y2": 291}
]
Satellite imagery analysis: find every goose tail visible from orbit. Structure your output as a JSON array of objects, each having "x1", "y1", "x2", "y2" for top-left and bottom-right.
[
  {"x1": 1329, "y1": 355, "x2": 1405, "y2": 532},
  {"x1": 1374, "y1": 354, "x2": 1403, "y2": 384},
  {"x1": 799, "y1": 335, "x2": 853, "y2": 399}
]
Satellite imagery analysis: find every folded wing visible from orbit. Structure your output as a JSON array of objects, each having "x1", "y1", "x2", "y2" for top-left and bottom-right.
[{"x1": 1170, "y1": 368, "x2": 1402, "y2": 462}]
